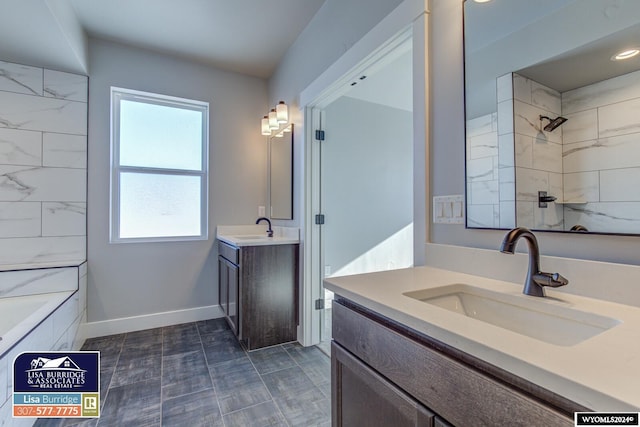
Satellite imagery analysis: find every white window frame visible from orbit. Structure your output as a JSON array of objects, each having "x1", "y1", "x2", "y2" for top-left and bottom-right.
[{"x1": 110, "y1": 87, "x2": 209, "y2": 243}]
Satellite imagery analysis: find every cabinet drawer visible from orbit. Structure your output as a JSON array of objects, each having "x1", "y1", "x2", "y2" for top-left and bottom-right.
[
  {"x1": 333, "y1": 301, "x2": 572, "y2": 427},
  {"x1": 218, "y1": 241, "x2": 239, "y2": 264}
]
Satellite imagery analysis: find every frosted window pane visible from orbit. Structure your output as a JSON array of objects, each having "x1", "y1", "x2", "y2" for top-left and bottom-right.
[
  {"x1": 119, "y1": 172, "x2": 202, "y2": 238},
  {"x1": 120, "y1": 100, "x2": 203, "y2": 170}
]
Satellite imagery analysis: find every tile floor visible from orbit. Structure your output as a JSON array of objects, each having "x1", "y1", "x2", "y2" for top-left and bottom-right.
[{"x1": 34, "y1": 319, "x2": 331, "y2": 427}]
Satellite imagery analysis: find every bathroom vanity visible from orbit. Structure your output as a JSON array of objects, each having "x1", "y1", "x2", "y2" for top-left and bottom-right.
[
  {"x1": 217, "y1": 225, "x2": 299, "y2": 350},
  {"x1": 325, "y1": 265, "x2": 640, "y2": 426}
]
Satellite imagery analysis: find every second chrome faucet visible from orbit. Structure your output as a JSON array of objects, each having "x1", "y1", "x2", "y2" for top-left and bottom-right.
[{"x1": 500, "y1": 227, "x2": 568, "y2": 297}]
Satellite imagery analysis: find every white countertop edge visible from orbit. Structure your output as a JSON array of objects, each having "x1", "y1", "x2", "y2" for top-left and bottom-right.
[
  {"x1": 324, "y1": 266, "x2": 640, "y2": 412},
  {"x1": 216, "y1": 224, "x2": 300, "y2": 247}
]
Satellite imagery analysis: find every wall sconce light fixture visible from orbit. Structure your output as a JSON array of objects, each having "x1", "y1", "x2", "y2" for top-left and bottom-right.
[{"x1": 261, "y1": 101, "x2": 290, "y2": 137}]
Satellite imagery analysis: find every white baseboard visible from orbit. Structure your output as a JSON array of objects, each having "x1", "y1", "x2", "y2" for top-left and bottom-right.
[{"x1": 83, "y1": 305, "x2": 223, "y2": 338}]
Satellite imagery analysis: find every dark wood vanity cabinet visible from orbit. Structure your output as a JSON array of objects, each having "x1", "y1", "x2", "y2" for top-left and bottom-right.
[
  {"x1": 332, "y1": 298, "x2": 579, "y2": 427},
  {"x1": 218, "y1": 240, "x2": 298, "y2": 350}
]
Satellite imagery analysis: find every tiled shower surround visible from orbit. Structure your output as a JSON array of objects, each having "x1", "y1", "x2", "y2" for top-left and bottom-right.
[
  {"x1": 0, "y1": 60, "x2": 87, "y2": 268},
  {"x1": 467, "y1": 69, "x2": 640, "y2": 234}
]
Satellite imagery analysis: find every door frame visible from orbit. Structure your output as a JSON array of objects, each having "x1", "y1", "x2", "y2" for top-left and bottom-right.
[{"x1": 298, "y1": 0, "x2": 430, "y2": 346}]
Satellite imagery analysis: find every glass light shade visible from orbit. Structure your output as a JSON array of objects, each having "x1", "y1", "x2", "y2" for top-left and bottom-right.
[
  {"x1": 276, "y1": 101, "x2": 288, "y2": 123},
  {"x1": 283, "y1": 125, "x2": 291, "y2": 132},
  {"x1": 268, "y1": 109, "x2": 278, "y2": 129},
  {"x1": 261, "y1": 116, "x2": 271, "y2": 135},
  {"x1": 274, "y1": 132, "x2": 284, "y2": 138}
]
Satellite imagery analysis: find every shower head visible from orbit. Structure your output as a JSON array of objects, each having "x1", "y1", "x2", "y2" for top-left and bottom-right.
[{"x1": 539, "y1": 115, "x2": 568, "y2": 132}]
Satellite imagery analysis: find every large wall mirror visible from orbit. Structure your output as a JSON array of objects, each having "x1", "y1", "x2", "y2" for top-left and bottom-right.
[
  {"x1": 269, "y1": 124, "x2": 293, "y2": 219},
  {"x1": 464, "y1": 0, "x2": 640, "y2": 235}
]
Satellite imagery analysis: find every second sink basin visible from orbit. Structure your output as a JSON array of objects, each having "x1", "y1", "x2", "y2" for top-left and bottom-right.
[{"x1": 403, "y1": 284, "x2": 620, "y2": 346}]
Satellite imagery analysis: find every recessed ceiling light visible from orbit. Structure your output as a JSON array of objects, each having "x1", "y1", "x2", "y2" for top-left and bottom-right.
[
  {"x1": 611, "y1": 48, "x2": 640, "y2": 61},
  {"x1": 473, "y1": 0, "x2": 492, "y2": 3}
]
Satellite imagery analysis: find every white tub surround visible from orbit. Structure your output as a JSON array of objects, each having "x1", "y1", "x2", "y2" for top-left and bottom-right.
[
  {"x1": 217, "y1": 225, "x2": 300, "y2": 247},
  {"x1": 324, "y1": 265, "x2": 640, "y2": 412},
  {"x1": 0, "y1": 60, "x2": 87, "y2": 269}
]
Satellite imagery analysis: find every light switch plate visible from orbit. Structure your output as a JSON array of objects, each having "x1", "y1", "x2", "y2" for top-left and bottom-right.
[
  {"x1": 433, "y1": 195, "x2": 465, "y2": 224},
  {"x1": 258, "y1": 206, "x2": 266, "y2": 216}
]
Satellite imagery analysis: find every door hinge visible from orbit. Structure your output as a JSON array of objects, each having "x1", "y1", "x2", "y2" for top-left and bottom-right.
[
  {"x1": 315, "y1": 130, "x2": 325, "y2": 141},
  {"x1": 315, "y1": 214, "x2": 325, "y2": 225},
  {"x1": 315, "y1": 299, "x2": 325, "y2": 310}
]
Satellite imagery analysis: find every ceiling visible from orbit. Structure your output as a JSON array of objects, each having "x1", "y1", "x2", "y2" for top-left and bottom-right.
[{"x1": 0, "y1": 0, "x2": 326, "y2": 78}]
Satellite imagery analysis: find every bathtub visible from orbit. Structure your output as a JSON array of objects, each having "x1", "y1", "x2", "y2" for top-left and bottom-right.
[{"x1": 0, "y1": 291, "x2": 74, "y2": 357}]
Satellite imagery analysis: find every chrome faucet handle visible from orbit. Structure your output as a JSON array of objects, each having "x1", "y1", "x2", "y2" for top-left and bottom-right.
[{"x1": 532, "y1": 272, "x2": 569, "y2": 288}]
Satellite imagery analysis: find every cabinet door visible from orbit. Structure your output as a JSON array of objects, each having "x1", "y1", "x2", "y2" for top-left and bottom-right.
[
  {"x1": 332, "y1": 342, "x2": 434, "y2": 427},
  {"x1": 218, "y1": 256, "x2": 228, "y2": 316},
  {"x1": 227, "y1": 261, "x2": 239, "y2": 336}
]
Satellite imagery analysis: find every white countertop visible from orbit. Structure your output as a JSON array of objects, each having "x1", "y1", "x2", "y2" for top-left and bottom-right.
[
  {"x1": 324, "y1": 266, "x2": 640, "y2": 412},
  {"x1": 216, "y1": 225, "x2": 299, "y2": 247}
]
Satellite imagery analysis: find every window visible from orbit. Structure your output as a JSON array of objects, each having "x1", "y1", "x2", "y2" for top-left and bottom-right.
[{"x1": 110, "y1": 87, "x2": 208, "y2": 242}]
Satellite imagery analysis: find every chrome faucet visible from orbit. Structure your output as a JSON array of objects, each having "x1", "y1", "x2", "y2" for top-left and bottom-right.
[
  {"x1": 499, "y1": 227, "x2": 568, "y2": 297},
  {"x1": 256, "y1": 217, "x2": 273, "y2": 237}
]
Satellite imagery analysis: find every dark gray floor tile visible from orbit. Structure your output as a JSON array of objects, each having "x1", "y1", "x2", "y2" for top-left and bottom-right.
[
  {"x1": 283, "y1": 342, "x2": 328, "y2": 365},
  {"x1": 123, "y1": 327, "x2": 162, "y2": 346},
  {"x1": 34, "y1": 418, "x2": 99, "y2": 427},
  {"x1": 274, "y1": 391, "x2": 330, "y2": 427},
  {"x1": 298, "y1": 356, "x2": 331, "y2": 387},
  {"x1": 98, "y1": 377, "x2": 161, "y2": 427},
  {"x1": 201, "y1": 329, "x2": 246, "y2": 365},
  {"x1": 162, "y1": 388, "x2": 223, "y2": 426},
  {"x1": 209, "y1": 356, "x2": 271, "y2": 413},
  {"x1": 317, "y1": 380, "x2": 331, "y2": 399},
  {"x1": 248, "y1": 345, "x2": 296, "y2": 375},
  {"x1": 162, "y1": 350, "x2": 213, "y2": 400},
  {"x1": 110, "y1": 352, "x2": 161, "y2": 387},
  {"x1": 163, "y1": 322, "x2": 202, "y2": 356},
  {"x1": 222, "y1": 400, "x2": 287, "y2": 427},
  {"x1": 82, "y1": 334, "x2": 125, "y2": 357},
  {"x1": 262, "y1": 366, "x2": 325, "y2": 402},
  {"x1": 217, "y1": 382, "x2": 272, "y2": 415},
  {"x1": 196, "y1": 318, "x2": 229, "y2": 335}
]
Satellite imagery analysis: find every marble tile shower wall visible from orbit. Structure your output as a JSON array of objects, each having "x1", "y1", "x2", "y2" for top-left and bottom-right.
[
  {"x1": 561, "y1": 69, "x2": 640, "y2": 234},
  {"x1": 510, "y1": 73, "x2": 564, "y2": 231},
  {"x1": 0, "y1": 60, "x2": 87, "y2": 268}
]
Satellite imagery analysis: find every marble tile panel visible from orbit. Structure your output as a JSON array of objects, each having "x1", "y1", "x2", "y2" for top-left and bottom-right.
[
  {"x1": 0, "y1": 201, "x2": 41, "y2": 237},
  {"x1": 0, "y1": 166, "x2": 86, "y2": 202},
  {"x1": 562, "y1": 69, "x2": 640, "y2": 114},
  {"x1": 42, "y1": 133, "x2": 87, "y2": 168},
  {"x1": 498, "y1": 133, "x2": 514, "y2": 168},
  {"x1": 531, "y1": 80, "x2": 561, "y2": 113},
  {"x1": 466, "y1": 156, "x2": 496, "y2": 182},
  {"x1": 497, "y1": 99, "x2": 514, "y2": 136},
  {"x1": 512, "y1": 73, "x2": 530, "y2": 104},
  {"x1": 514, "y1": 100, "x2": 562, "y2": 144},
  {"x1": 42, "y1": 202, "x2": 86, "y2": 236},
  {"x1": 0, "y1": 91, "x2": 86, "y2": 135},
  {"x1": 514, "y1": 133, "x2": 532, "y2": 169},
  {"x1": 598, "y1": 97, "x2": 640, "y2": 138},
  {"x1": 52, "y1": 294, "x2": 79, "y2": 340},
  {"x1": 499, "y1": 201, "x2": 515, "y2": 229},
  {"x1": 466, "y1": 204, "x2": 497, "y2": 228},
  {"x1": 0, "y1": 266, "x2": 76, "y2": 298},
  {"x1": 43, "y1": 70, "x2": 88, "y2": 103},
  {"x1": 564, "y1": 202, "x2": 640, "y2": 234},
  {"x1": 563, "y1": 109, "x2": 598, "y2": 144},
  {"x1": 0, "y1": 128, "x2": 41, "y2": 166},
  {"x1": 78, "y1": 273, "x2": 87, "y2": 317},
  {"x1": 563, "y1": 134, "x2": 640, "y2": 173},
  {"x1": 466, "y1": 113, "x2": 495, "y2": 138},
  {"x1": 467, "y1": 131, "x2": 498, "y2": 160},
  {"x1": 532, "y1": 139, "x2": 562, "y2": 173},
  {"x1": 534, "y1": 202, "x2": 564, "y2": 230},
  {"x1": 516, "y1": 202, "x2": 535, "y2": 229},
  {"x1": 600, "y1": 168, "x2": 640, "y2": 202},
  {"x1": 470, "y1": 180, "x2": 499, "y2": 204},
  {"x1": 0, "y1": 61, "x2": 42, "y2": 96},
  {"x1": 0, "y1": 235, "x2": 86, "y2": 267},
  {"x1": 516, "y1": 167, "x2": 549, "y2": 202},
  {"x1": 549, "y1": 172, "x2": 563, "y2": 203},
  {"x1": 497, "y1": 73, "x2": 513, "y2": 104},
  {"x1": 563, "y1": 172, "x2": 599, "y2": 203},
  {"x1": 498, "y1": 167, "x2": 515, "y2": 202},
  {"x1": 162, "y1": 389, "x2": 223, "y2": 427},
  {"x1": 0, "y1": 354, "x2": 6, "y2": 405}
]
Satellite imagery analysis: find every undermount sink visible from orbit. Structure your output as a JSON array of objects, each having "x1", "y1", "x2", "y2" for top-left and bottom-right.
[{"x1": 403, "y1": 284, "x2": 621, "y2": 346}]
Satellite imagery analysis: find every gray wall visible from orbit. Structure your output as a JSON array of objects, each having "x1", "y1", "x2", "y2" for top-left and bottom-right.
[
  {"x1": 323, "y1": 96, "x2": 413, "y2": 276},
  {"x1": 430, "y1": 0, "x2": 640, "y2": 265},
  {"x1": 87, "y1": 38, "x2": 268, "y2": 322}
]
